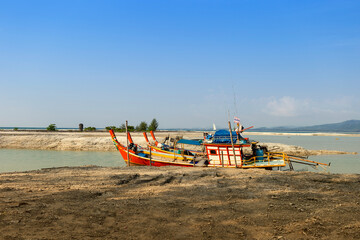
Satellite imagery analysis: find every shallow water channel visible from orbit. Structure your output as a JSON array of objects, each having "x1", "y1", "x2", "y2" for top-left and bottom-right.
[{"x1": 0, "y1": 149, "x2": 125, "y2": 173}]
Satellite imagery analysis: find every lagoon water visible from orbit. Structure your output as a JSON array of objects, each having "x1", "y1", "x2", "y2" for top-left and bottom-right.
[
  {"x1": 0, "y1": 149, "x2": 125, "y2": 173},
  {"x1": 0, "y1": 135, "x2": 359, "y2": 174}
]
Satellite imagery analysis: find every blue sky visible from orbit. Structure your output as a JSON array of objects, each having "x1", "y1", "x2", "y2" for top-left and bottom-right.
[{"x1": 1, "y1": 0, "x2": 359, "y2": 129}]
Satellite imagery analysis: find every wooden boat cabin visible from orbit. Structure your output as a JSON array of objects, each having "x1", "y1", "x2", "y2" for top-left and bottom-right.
[{"x1": 202, "y1": 130, "x2": 287, "y2": 168}]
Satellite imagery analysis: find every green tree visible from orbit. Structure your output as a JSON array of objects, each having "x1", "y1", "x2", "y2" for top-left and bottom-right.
[
  {"x1": 47, "y1": 124, "x2": 57, "y2": 131},
  {"x1": 148, "y1": 118, "x2": 159, "y2": 131},
  {"x1": 136, "y1": 121, "x2": 148, "y2": 131},
  {"x1": 120, "y1": 124, "x2": 126, "y2": 131},
  {"x1": 109, "y1": 123, "x2": 135, "y2": 132},
  {"x1": 84, "y1": 127, "x2": 96, "y2": 131}
]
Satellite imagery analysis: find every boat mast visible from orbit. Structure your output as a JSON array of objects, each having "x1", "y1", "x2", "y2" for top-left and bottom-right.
[
  {"x1": 228, "y1": 121, "x2": 238, "y2": 168},
  {"x1": 126, "y1": 120, "x2": 130, "y2": 167}
]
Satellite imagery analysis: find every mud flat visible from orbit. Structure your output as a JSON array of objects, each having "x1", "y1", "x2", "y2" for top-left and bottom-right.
[
  {"x1": 0, "y1": 131, "x2": 357, "y2": 157},
  {"x1": 0, "y1": 166, "x2": 359, "y2": 239}
]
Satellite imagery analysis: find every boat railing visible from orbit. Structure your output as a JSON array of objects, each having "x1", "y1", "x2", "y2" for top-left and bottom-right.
[
  {"x1": 243, "y1": 152, "x2": 288, "y2": 166},
  {"x1": 242, "y1": 151, "x2": 330, "y2": 171}
]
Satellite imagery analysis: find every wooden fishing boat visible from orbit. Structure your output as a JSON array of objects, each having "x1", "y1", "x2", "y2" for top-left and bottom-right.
[
  {"x1": 110, "y1": 129, "x2": 328, "y2": 169},
  {"x1": 143, "y1": 130, "x2": 287, "y2": 168},
  {"x1": 110, "y1": 130, "x2": 199, "y2": 167},
  {"x1": 202, "y1": 129, "x2": 329, "y2": 170}
]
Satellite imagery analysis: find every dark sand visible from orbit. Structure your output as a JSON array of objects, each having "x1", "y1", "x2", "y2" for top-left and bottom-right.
[{"x1": 0, "y1": 166, "x2": 359, "y2": 239}]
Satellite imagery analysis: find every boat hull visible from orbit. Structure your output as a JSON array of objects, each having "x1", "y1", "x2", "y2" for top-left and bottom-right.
[
  {"x1": 118, "y1": 144, "x2": 195, "y2": 167},
  {"x1": 110, "y1": 130, "x2": 195, "y2": 167}
]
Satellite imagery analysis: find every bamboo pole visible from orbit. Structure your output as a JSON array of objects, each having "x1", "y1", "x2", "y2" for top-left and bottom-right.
[
  {"x1": 228, "y1": 121, "x2": 238, "y2": 168},
  {"x1": 126, "y1": 120, "x2": 130, "y2": 167},
  {"x1": 236, "y1": 123, "x2": 240, "y2": 141},
  {"x1": 221, "y1": 151, "x2": 224, "y2": 168},
  {"x1": 288, "y1": 156, "x2": 329, "y2": 166},
  {"x1": 149, "y1": 147, "x2": 152, "y2": 166},
  {"x1": 173, "y1": 140, "x2": 176, "y2": 161}
]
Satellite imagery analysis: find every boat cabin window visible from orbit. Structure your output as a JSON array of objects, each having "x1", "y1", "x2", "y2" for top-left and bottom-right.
[{"x1": 210, "y1": 150, "x2": 217, "y2": 155}]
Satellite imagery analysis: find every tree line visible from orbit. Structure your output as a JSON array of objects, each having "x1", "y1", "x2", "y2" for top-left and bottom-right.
[
  {"x1": 44, "y1": 119, "x2": 159, "y2": 132},
  {"x1": 105, "y1": 118, "x2": 159, "y2": 132}
]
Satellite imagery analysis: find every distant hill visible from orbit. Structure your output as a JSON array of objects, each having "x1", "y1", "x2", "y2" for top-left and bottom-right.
[{"x1": 252, "y1": 120, "x2": 360, "y2": 133}]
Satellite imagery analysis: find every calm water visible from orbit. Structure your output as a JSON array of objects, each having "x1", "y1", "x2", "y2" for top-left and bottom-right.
[
  {"x1": 0, "y1": 149, "x2": 125, "y2": 173},
  {"x1": 0, "y1": 135, "x2": 359, "y2": 174}
]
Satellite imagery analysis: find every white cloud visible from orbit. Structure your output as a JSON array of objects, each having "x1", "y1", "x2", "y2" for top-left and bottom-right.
[
  {"x1": 265, "y1": 96, "x2": 306, "y2": 117},
  {"x1": 252, "y1": 95, "x2": 360, "y2": 126}
]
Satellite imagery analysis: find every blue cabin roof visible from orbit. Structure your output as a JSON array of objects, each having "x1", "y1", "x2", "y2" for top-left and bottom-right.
[
  {"x1": 213, "y1": 130, "x2": 238, "y2": 143},
  {"x1": 177, "y1": 139, "x2": 202, "y2": 146}
]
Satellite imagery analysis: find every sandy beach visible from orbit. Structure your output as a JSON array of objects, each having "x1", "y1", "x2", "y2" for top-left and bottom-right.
[
  {"x1": 0, "y1": 130, "x2": 358, "y2": 156},
  {"x1": 0, "y1": 166, "x2": 359, "y2": 239}
]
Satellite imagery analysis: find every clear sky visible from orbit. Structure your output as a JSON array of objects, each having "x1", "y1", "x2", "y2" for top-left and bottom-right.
[{"x1": 1, "y1": 0, "x2": 359, "y2": 129}]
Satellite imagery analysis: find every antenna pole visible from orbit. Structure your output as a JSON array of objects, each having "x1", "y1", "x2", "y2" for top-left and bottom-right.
[
  {"x1": 126, "y1": 120, "x2": 130, "y2": 166},
  {"x1": 228, "y1": 121, "x2": 238, "y2": 168}
]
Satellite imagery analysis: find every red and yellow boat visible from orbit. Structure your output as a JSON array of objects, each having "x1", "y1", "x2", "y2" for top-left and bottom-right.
[
  {"x1": 109, "y1": 129, "x2": 197, "y2": 167},
  {"x1": 110, "y1": 129, "x2": 328, "y2": 169}
]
